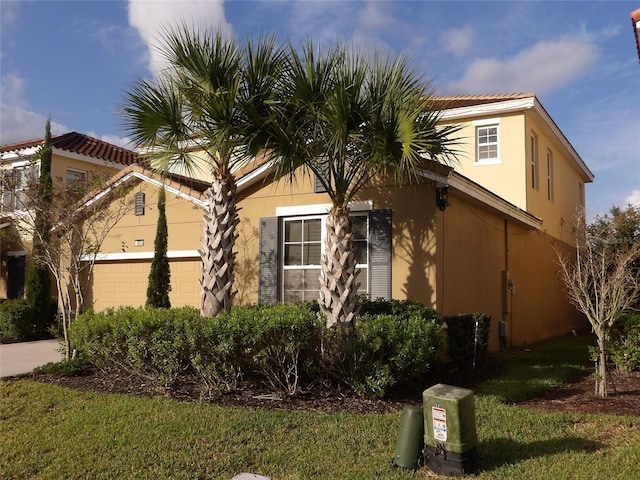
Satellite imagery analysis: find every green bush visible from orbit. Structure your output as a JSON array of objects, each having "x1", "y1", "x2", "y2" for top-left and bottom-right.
[
  {"x1": 445, "y1": 313, "x2": 491, "y2": 373},
  {"x1": 187, "y1": 304, "x2": 320, "y2": 394},
  {"x1": 358, "y1": 297, "x2": 438, "y2": 321},
  {"x1": 610, "y1": 313, "x2": 640, "y2": 374},
  {"x1": 320, "y1": 312, "x2": 444, "y2": 397},
  {"x1": 71, "y1": 307, "x2": 199, "y2": 387},
  {"x1": 69, "y1": 301, "x2": 444, "y2": 398},
  {"x1": 0, "y1": 299, "x2": 34, "y2": 343}
]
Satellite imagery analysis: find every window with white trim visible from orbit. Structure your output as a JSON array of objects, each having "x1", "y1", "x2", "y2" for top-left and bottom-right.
[
  {"x1": 1, "y1": 165, "x2": 37, "y2": 212},
  {"x1": 530, "y1": 132, "x2": 539, "y2": 190},
  {"x1": 546, "y1": 149, "x2": 554, "y2": 201},
  {"x1": 281, "y1": 214, "x2": 368, "y2": 304},
  {"x1": 476, "y1": 125, "x2": 499, "y2": 163}
]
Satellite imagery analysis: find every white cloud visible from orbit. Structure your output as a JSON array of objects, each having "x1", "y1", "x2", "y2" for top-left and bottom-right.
[
  {"x1": 0, "y1": 1, "x2": 20, "y2": 30},
  {"x1": 127, "y1": 0, "x2": 232, "y2": 76},
  {"x1": 626, "y1": 190, "x2": 640, "y2": 207},
  {"x1": 88, "y1": 132, "x2": 136, "y2": 150},
  {"x1": 440, "y1": 27, "x2": 474, "y2": 56},
  {"x1": 1, "y1": 73, "x2": 26, "y2": 106},
  {"x1": 448, "y1": 35, "x2": 599, "y2": 95},
  {"x1": 0, "y1": 104, "x2": 67, "y2": 145}
]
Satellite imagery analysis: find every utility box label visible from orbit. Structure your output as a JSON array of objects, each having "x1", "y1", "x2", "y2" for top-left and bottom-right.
[{"x1": 432, "y1": 406, "x2": 447, "y2": 441}]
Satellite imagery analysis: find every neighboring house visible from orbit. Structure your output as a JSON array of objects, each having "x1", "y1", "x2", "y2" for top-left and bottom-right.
[
  {"x1": 54, "y1": 93, "x2": 594, "y2": 350},
  {"x1": 632, "y1": 8, "x2": 640, "y2": 63},
  {"x1": 0, "y1": 132, "x2": 140, "y2": 299}
]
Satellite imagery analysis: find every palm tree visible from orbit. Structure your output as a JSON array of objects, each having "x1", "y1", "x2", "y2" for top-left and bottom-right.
[
  {"x1": 272, "y1": 43, "x2": 459, "y2": 327},
  {"x1": 122, "y1": 26, "x2": 285, "y2": 317}
]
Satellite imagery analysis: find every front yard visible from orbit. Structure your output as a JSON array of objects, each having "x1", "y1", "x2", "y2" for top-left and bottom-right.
[{"x1": 1, "y1": 333, "x2": 639, "y2": 479}]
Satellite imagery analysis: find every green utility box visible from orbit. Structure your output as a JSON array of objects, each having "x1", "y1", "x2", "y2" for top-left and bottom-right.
[
  {"x1": 393, "y1": 405, "x2": 424, "y2": 469},
  {"x1": 423, "y1": 384, "x2": 477, "y2": 477}
]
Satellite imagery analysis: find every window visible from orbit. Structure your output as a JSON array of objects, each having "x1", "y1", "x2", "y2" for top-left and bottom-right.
[
  {"x1": 1, "y1": 165, "x2": 37, "y2": 212},
  {"x1": 280, "y1": 214, "x2": 370, "y2": 304},
  {"x1": 546, "y1": 150, "x2": 554, "y2": 201},
  {"x1": 66, "y1": 168, "x2": 87, "y2": 189},
  {"x1": 259, "y1": 209, "x2": 391, "y2": 305},
  {"x1": 476, "y1": 126, "x2": 499, "y2": 162},
  {"x1": 282, "y1": 217, "x2": 322, "y2": 303},
  {"x1": 530, "y1": 133, "x2": 539, "y2": 190}
]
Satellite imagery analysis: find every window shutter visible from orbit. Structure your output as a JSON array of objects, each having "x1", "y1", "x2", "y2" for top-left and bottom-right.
[
  {"x1": 369, "y1": 209, "x2": 392, "y2": 300},
  {"x1": 314, "y1": 174, "x2": 326, "y2": 193},
  {"x1": 259, "y1": 216, "x2": 278, "y2": 304},
  {"x1": 134, "y1": 191, "x2": 145, "y2": 216}
]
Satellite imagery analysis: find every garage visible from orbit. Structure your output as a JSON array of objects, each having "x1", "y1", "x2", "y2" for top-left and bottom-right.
[{"x1": 89, "y1": 256, "x2": 201, "y2": 312}]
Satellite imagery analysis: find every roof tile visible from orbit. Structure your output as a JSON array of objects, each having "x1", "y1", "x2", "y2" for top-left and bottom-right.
[{"x1": 1, "y1": 132, "x2": 140, "y2": 166}]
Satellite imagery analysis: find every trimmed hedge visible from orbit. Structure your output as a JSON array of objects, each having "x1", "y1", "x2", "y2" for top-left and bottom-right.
[
  {"x1": 610, "y1": 313, "x2": 640, "y2": 374},
  {"x1": 70, "y1": 301, "x2": 444, "y2": 397}
]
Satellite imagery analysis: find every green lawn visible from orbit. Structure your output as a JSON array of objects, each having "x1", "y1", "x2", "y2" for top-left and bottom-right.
[{"x1": 2, "y1": 333, "x2": 639, "y2": 479}]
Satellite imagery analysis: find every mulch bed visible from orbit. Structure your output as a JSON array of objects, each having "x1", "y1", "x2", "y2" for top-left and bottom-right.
[{"x1": 20, "y1": 363, "x2": 640, "y2": 417}]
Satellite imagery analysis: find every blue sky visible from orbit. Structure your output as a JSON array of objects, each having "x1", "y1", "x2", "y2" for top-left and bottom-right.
[{"x1": 1, "y1": 0, "x2": 638, "y2": 216}]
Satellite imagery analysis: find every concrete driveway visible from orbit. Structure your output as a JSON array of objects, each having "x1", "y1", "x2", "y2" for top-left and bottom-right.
[{"x1": 0, "y1": 339, "x2": 63, "y2": 378}]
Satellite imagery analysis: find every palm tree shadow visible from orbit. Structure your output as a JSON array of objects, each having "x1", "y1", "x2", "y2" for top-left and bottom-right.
[{"x1": 477, "y1": 436, "x2": 602, "y2": 472}]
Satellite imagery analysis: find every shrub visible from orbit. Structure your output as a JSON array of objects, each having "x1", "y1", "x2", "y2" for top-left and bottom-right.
[
  {"x1": 0, "y1": 299, "x2": 34, "y2": 343},
  {"x1": 320, "y1": 311, "x2": 444, "y2": 397},
  {"x1": 610, "y1": 313, "x2": 640, "y2": 374},
  {"x1": 358, "y1": 297, "x2": 438, "y2": 321},
  {"x1": 445, "y1": 313, "x2": 491, "y2": 373},
  {"x1": 70, "y1": 306, "x2": 199, "y2": 387}
]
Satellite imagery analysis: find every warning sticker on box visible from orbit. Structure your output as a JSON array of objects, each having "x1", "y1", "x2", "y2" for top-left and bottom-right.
[{"x1": 432, "y1": 406, "x2": 447, "y2": 442}]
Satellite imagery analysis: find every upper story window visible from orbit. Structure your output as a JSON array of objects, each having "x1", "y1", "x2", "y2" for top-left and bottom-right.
[
  {"x1": 530, "y1": 132, "x2": 539, "y2": 190},
  {"x1": 1, "y1": 164, "x2": 38, "y2": 212},
  {"x1": 473, "y1": 118, "x2": 501, "y2": 165},
  {"x1": 546, "y1": 149, "x2": 554, "y2": 202}
]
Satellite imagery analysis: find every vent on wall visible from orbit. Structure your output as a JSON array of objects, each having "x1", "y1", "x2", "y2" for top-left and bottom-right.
[{"x1": 134, "y1": 191, "x2": 145, "y2": 216}]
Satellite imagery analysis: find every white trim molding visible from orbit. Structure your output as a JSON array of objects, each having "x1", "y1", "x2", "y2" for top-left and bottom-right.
[
  {"x1": 84, "y1": 250, "x2": 200, "y2": 262},
  {"x1": 275, "y1": 200, "x2": 373, "y2": 217}
]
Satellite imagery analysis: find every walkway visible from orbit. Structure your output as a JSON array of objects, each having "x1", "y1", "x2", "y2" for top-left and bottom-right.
[{"x1": 0, "y1": 339, "x2": 63, "y2": 377}]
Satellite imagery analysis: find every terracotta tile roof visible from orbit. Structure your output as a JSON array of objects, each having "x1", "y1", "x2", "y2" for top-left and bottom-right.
[
  {"x1": 632, "y1": 8, "x2": 640, "y2": 63},
  {"x1": 432, "y1": 92, "x2": 536, "y2": 110},
  {"x1": 1, "y1": 132, "x2": 140, "y2": 166},
  {"x1": 92, "y1": 164, "x2": 210, "y2": 204}
]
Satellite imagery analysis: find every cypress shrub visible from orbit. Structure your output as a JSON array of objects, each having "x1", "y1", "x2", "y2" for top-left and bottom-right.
[{"x1": 146, "y1": 188, "x2": 171, "y2": 308}]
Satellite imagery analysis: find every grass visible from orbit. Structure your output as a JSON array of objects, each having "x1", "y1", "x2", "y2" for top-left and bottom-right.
[
  {"x1": 2, "y1": 333, "x2": 639, "y2": 479},
  {"x1": 477, "y1": 332, "x2": 594, "y2": 402}
]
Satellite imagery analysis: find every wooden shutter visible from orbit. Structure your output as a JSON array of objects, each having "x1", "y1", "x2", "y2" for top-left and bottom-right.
[
  {"x1": 369, "y1": 209, "x2": 392, "y2": 300},
  {"x1": 259, "y1": 217, "x2": 278, "y2": 304}
]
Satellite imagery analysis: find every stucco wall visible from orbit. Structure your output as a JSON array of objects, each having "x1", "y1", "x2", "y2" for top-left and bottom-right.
[{"x1": 437, "y1": 188, "x2": 586, "y2": 349}]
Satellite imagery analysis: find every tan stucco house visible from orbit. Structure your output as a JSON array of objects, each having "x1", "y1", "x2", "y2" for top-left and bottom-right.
[
  {"x1": 0, "y1": 132, "x2": 140, "y2": 299},
  {"x1": 2, "y1": 93, "x2": 594, "y2": 350},
  {"x1": 71, "y1": 93, "x2": 594, "y2": 350}
]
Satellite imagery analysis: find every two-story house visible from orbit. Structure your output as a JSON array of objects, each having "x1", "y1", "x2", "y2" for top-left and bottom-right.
[
  {"x1": 0, "y1": 132, "x2": 140, "y2": 299},
  {"x1": 37, "y1": 93, "x2": 593, "y2": 349}
]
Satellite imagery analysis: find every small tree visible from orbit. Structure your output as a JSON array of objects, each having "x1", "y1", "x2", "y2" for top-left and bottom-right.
[
  {"x1": 146, "y1": 187, "x2": 171, "y2": 308},
  {"x1": 557, "y1": 206, "x2": 640, "y2": 397},
  {"x1": 25, "y1": 119, "x2": 55, "y2": 334},
  {"x1": 13, "y1": 171, "x2": 132, "y2": 359}
]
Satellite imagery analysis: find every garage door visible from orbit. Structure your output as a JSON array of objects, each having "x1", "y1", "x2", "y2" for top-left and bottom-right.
[{"x1": 90, "y1": 258, "x2": 201, "y2": 312}]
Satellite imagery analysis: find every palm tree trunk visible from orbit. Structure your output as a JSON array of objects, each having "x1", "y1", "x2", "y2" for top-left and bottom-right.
[
  {"x1": 199, "y1": 173, "x2": 239, "y2": 317},
  {"x1": 319, "y1": 209, "x2": 361, "y2": 328}
]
